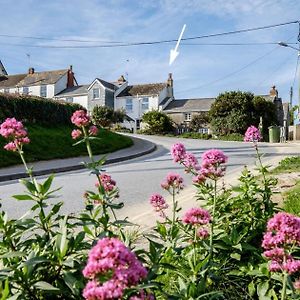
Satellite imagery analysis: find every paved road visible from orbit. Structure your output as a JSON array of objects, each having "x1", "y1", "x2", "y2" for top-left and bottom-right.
[{"x1": 1, "y1": 135, "x2": 299, "y2": 222}]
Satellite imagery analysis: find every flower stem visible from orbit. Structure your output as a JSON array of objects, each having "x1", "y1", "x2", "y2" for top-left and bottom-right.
[
  {"x1": 16, "y1": 144, "x2": 33, "y2": 181},
  {"x1": 281, "y1": 272, "x2": 288, "y2": 300},
  {"x1": 209, "y1": 179, "x2": 217, "y2": 260},
  {"x1": 82, "y1": 126, "x2": 94, "y2": 163}
]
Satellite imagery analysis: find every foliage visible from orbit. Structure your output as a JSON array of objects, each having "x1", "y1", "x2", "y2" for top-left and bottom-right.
[
  {"x1": 289, "y1": 105, "x2": 298, "y2": 126},
  {"x1": 141, "y1": 110, "x2": 174, "y2": 134},
  {"x1": 92, "y1": 106, "x2": 125, "y2": 128},
  {"x1": 271, "y1": 156, "x2": 300, "y2": 174},
  {"x1": 0, "y1": 93, "x2": 82, "y2": 125},
  {"x1": 0, "y1": 124, "x2": 133, "y2": 168},
  {"x1": 283, "y1": 180, "x2": 300, "y2": 216},
  {"x1": 209, "y1": 91, "x2": 277, "y2": 137},
  {"x1": 190, "y1": 112, "x2": 210, "y2": 131},
  {"x1": 179, "y1": 132, "x2": 212, "y2": 139},
  {"x1": 0, "y1": 116, "x2": 298, "y2": 299}
]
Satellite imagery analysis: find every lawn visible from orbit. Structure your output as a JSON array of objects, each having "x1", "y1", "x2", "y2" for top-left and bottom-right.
[
  {"x1": 0, "y1": 124, "x2": 133, "y2": 168},
  {"x1": 270, "y1": 156, "x2": 300, "y2": 174}
]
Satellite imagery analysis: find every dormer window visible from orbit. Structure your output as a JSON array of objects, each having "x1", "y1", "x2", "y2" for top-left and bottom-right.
[{"x1": 92, "y1": 88, "x2": 100, "y2": 99}]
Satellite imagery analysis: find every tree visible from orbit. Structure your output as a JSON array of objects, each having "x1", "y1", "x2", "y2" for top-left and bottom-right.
[
  {"x1": 209, "y1": 91, "x2": 277, "y2": 136},
  {"x1": 190, "y1": 112, "x2": 210, "y2": 131},
  {"x1": 142, "y1": 110, "x2": 174, "y2": 134},
  {"x1": 92, "y1": 106, "x2": 125, "y2": 128}
]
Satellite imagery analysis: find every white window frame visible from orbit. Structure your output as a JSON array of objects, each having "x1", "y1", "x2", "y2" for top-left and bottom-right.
[
  {"x1": 92, "y1": 88, "x2": 100, "y2": 99},
  {"x1": 126, "y1": 98, "x2": 133, "y2": 112},
  {"x1": 40, "y1": 85, "x2": 47, "y2": 97},
  {"x1": 23, "y1": 87, "x2": 29, "y2": 95},
  {"x1": 4, "y1": 88, "x2": 9, "y2": 93},
  {"x1": 141, "y1": 97, "x2": 149, "y2": 111},
  {"x1": 66, "y1": 97, "x2": 73, "y2": 103},
  {"x1": 184, "y1": 113, "x2": 192, "y2": 121}
]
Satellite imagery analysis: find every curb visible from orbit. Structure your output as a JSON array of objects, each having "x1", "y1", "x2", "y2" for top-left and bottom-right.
[{"x1": 0, "y1": 138, "x2": 156, "y2": 182}]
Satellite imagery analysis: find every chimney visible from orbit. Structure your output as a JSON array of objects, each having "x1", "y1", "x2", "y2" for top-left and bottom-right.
[
  {"x1": 167, "y1": 73, "x2": 173, "y2": 87},
  {"x1": 28, "y1": 67, "x2": 35, "y2": 74},
  {"x1": 67, "y1": 65, "x2": 75, "y2": 88},
  {"x1": 117, "y1": 75, "x2": 126, "y2": 84},
  {"x1": 270, "y1": 85, "x2": 278, "y2": 98}
]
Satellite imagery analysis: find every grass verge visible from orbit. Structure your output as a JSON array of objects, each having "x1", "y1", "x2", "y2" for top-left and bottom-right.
[
  {"x1": 0, "y1": 124, "x2": 133, "y2": 168},
  {"x1": 270, "y1": 156, "x2": 300, "y2": 174},
  {"x1": 283, "y1": 180, "x2": 300, "y2": 216}
]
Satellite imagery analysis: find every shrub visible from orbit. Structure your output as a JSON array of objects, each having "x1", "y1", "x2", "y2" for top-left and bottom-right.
[
  {"x1": 142, "y1": 110, "x2": 174, "y2": 134},
  {"x1": 190, "y1": 112, "x2": 210, "y2": 131},
  {"x1": 0, "y1": 93, "x2": 83, "y2": 125},
  {"x1": 92, "y1": 106, "x2": 125, "y2": 128}
]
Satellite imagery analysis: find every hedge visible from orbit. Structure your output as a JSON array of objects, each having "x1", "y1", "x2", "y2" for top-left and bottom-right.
[{"x1": 0, "y1": 93, "x2": 84, "y2": 125}]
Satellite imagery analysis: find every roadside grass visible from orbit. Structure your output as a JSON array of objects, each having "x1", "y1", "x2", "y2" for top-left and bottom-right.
[
  {"x1": 270, "y1": 156, "x2": 300, "y2": 174},
  {"x1": 0, "y1": 124, "x2": 133, "y2": 168},
  {"x1": 178, "y1": 132, "x2": 244, "y2": 141},
  {"x1": 282, "y1": 180, "x2": 300, "y2": 216}
]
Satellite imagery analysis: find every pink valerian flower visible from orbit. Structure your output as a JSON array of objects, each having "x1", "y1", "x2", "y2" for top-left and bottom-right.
[
  {"x1": 95, "y1": 173, "x2": 116, "y2": 192},
  {"x1": 71, "y1": 110, "x2": 90, "y2": 127},
  {"x1": 192, "y1": 172, "x2": 206, "y2": 185},
  {"x1": 149, "y1": 193, "x2": 168, "y2": 217},
  {"x1": 182, "y1": 207, "x2": 211, "y2": 226},
  {"x1": 83, "y1": 237, "x2": 147, "y2": 300},
  {"x1": 170, "y1": 143, "x2": 186, "y2": 162},
  {"x1": 161, "y1": 173, "x2": 184, "y2": 191},
  {"x1": 244, "y1": 125, "x2": 262, "y2": 143},
  {"x1": 182, "y1": 152, "x2": 199, "y2": 173},
  {"x1": 0, "y1": 118, "x2": 28, "y2": 139},
  {"x1": 71, "y1": 129, "x2": 82, "y2": 139},
  {"x1": 197, "y1": 227, "x2": 209, "y2": 239},
  {"x1": 4, "y1": 142, "x2": 17, "y2": 151},
  {"x1": 201, "y1": 165, "x2": 226, "y2": 179},
  {"x1": 262, "y1": 212, "x2": 300, "y2": 274},
  {"x1": 89, "y1": 125, "x2": 98, "y2": 136},
  {"x1": 201, "y1": 149, "x2": 228, "y2": 168},
  {"x1": 129, "y1": 290, "x2": 155, "y2": 300},
  {"x1": 294, "y1": 279, "x2": 300, "y2": 290}
]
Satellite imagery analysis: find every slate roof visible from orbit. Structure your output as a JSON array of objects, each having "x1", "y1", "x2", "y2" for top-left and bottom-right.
[
  {"x1": 0, "y1": 74, "x2": 27, "y2": 88},
  {"x1": 96, "y1": 78, "x2": 117, "y2": 91},
  {"x1": 164, "y1": 98, "x2": 215, "y2": 113},
  {"x1": 117, "y1": 83, "x2": 167, "y2": 97},
  {"x1": 55, "y1": 85, "x2": 89, "y2": 97},
  {"x1": 0, "y1": 69, "x2": 68, "y2": 89}
]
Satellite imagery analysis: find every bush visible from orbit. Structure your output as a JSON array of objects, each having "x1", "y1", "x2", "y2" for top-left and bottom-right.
[
  {"x1": 0, "y1": 93, "x2": 83, "y2": 125},
  {"x1": 92, "y1": 106, "x2": 125, "y2": 128},
  {"x1": 209, "y1": 91, "x2": 277, "y2": 138},
  {"x1": 141, "y1": 110, "x2": 174, "y2": 134},
  {"x1": 179, "y1": 132, "x2": 212, "y2": 139},
  {"x1": 190, "y1": 112, "x2": 210, "y2": 131}
]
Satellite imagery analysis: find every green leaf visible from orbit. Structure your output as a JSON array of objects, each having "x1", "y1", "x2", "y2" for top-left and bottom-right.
[
  {"x1": 257, "y1": 281, "x2": 269, "y2": 298},
  {"x1": 24, "y1": 256, "x2": 48, "y2": 267},
  {"x1": 248, "y1": 281, "x2": 255, "y2": 297},
  {"x1": 42, "y1": 175, "x2": 54, "y2": 194},
  {"x1": 0, "y1": 280, "x2": 10, "y2": 300},
  {"x1": 19, "y1": 179, "x2": 36, "y2": 193},
  {"x1": 1, "y1": 252, "x2": 26, "y2": 258},
  {"x1": 34, "y1": 281, "x2": 59, "y2": 291},
  {"x1": 230, "y1": 253, "x2": 241, "y2": 261},
  {"x1": 12, "y1": 194, "x2": 34, "y2": 201},
  {"x1": 7, "y1": 293, "x2": 22, "y2": 300}
]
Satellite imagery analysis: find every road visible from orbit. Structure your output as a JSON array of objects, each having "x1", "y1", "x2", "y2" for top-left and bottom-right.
[{"x1": 0, "y1": 135, "x2": 299, "y2": 224}]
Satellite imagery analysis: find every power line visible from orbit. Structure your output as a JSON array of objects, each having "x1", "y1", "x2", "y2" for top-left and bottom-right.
[
  {"x1": 182, "y1": 42, "x2": 298, "y2": 46},
  {"x1": 0, "y1": 20, "x2": 298, "y2": 48},
  {"x1": 176, "y1": 45, "x2": 281, "y2": 95}
]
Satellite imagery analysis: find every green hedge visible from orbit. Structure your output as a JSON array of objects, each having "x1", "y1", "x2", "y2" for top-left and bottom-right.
[{"x1": 0, "y1": 93, "x2": 83, "y2": 125}]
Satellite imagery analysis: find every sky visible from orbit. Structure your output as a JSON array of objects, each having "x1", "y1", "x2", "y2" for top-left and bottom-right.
[{"x1": 0, "y1": 0, "x2": 300, "y2": 104}]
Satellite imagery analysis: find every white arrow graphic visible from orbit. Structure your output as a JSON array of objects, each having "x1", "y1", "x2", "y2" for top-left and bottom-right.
[{"x1": 169, "y1": 24, "x2": 186, "y2": 65}]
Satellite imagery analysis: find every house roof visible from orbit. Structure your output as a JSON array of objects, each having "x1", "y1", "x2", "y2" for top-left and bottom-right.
[
  {"x1": 117, "y1": 83, "x2": 167, "y2": 97},
  {"x1": 17, "y1": 69, "x2": 68, "y2": 86},
  {"x1": 0, "y1": 69, "x2": 68, "y2": 88},
  {"x1": 0, "y1": 74, "x2": 27, "y2": 88},
  {"x1": 164, "y1": 98, "x2": 215, "y2": 113},
  {"x1": 95, "y1": 78, "x2": 117, "y2": 91},
  {"x1": 0, "y1": 60, "x2": 7, "y2": 76},
  {"x1": 55, "y1": 85, "x2": 89, "y2": 97}
]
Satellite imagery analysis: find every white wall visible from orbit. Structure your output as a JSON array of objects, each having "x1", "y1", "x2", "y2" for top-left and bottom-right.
[
  {"x1": 55, "y1": 95, "x2": 88, "y2": 109},
  {"x1": 54, "y1": 74, "x2": 68, "y2": 95}
]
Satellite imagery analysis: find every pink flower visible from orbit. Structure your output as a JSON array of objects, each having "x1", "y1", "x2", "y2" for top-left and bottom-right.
[
  {"x1": 182, "y1": 207, "x2": 211, "y2": 226},
  {"x1": 201, "y1": 149, "x2": 228, "y2": 168},
  {"x1": 161, "y1": 173, "x2": 184, "y2": 191},
  {"x1": 71, "y1": 129, "x2": 82, "y2": 139},
  {"x1": 89, "y1": 125, "x2": 98, "y2": 136},
  {"x1": 197, "y1": 228, "x2": 209, "y2": 239},
  {"x1": 129, "y1": 290, "x2": 155, "y2": 300},
  {"x1": 183, "y1": 152, "x2": 199, "y2": 172},
  {"x1": 244, "y1": 125, "x2": 262, "y2": 143},
  {"x1": 192, "y1": 172, "x2": 206, "y2": 185},
  {"x1": 95, "y1": 174, "x2": 116, "y2": 192},
  {"x1": 294, "y1": 279, "x2": 300, "y2": 290},
  {"x1": 149, "y1": 193, "x2": 168, "y2": 217},
  {"x1": 283, "y1": 258, "x2": 300, "y2": 274},
  {"x1": 171, "y1": 143, "x2": 186, "y2": 162},
  {"x1": 4, "y1": 142, "x2": 17, "y2": 151},
  {"x1": 71, "y1": 110, "x2": 90, "y2": 127},
  {"x1": 0, "y1": 118, "x2": 28, "y2": 139},
  {"x1": 83, "y1": 238, "x2": 147, "y2": 300}
]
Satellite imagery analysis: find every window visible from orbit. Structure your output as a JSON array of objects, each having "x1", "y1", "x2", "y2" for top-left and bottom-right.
[
  {"x1": 141, "y1": 97, "x2": 149, "y2": 111},
  {"x1": 40, "y1": 85, "x2": 47, "y2": 97},
  {"x1": 66, "y1": 97, "x2": 73, "y2": 103},
  {"x1": 4, "y1": 88, "x2": 9, "y2": 93},
  {"x1": 126, "y1": 98, "x2": 133, "y2": 112},
  {"x1": 199, "y1": 128, "x2": 209, "y2": 134},
  {"x1": 92, "y1": 88, "x2": 100, "y2": 99},
  {"x1": 184, "y1": 113, "x2": 192, "y2": 121},
  {"x1": 23, "y1": 87, "x2": 29, "y2": 95}
]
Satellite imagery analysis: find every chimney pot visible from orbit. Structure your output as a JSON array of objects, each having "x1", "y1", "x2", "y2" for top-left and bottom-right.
[
  {"x1": 270, "y1": 85, "x2": 278, "y2": 97},
  {"x1": 28, "y1": 67, "x2": 34, "y2": 74},
  {"x1": 117, "y1": 75, "x2": 126, "y2": 83},
  {"x1": 69, "y1": 65, "x2": 73, "y2": 71},
  {"x1": 167, "y1": 73, "x2": 173, "y2": 87}
]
